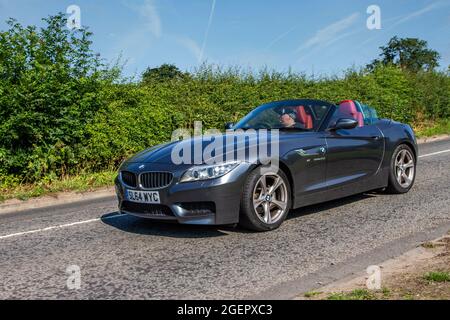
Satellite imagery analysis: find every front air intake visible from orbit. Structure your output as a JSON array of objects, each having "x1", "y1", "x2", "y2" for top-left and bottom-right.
[{"x1": 121, "y1": 171, "x2": 137, "y2": 188}]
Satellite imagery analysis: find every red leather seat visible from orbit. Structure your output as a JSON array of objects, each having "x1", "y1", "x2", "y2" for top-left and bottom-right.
[
  {"x1": 295, "y1": 106, "x2": 313, "y2": 129},
  {"x1": 338, "y1": 100, "x2": 364, "y2": 127}
]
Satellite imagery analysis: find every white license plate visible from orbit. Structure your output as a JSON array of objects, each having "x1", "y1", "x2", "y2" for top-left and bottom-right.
[{"x1": 126, "y1": 190, "x2": 160, "y2": 204}]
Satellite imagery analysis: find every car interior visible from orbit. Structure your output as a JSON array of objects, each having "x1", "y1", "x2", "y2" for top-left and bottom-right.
[
  {"x1": 239, "y1": 101, "x2": 376, "y2": 131},
  {"x1": 293, "y1": 105, "x2": 314, "y2": 129},
  {"x1": 278, "y1": 104, "x2": 330, "y2": 130},
  {"x1": 337, "y1": 100, "x2": 365, "y2": 127}
]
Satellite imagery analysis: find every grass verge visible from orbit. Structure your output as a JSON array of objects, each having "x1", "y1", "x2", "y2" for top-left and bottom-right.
[
  {"x1": 302, "y1": 235, "x2": 450, "y2": 300},
  {"x1": 414, "y1": 118, "x2": 450, "y2": 138},
  {"x1": 326, "y1": 289, "x2": 376, "y2": 300},
  {"x1": 424, "y1": 271, "x2": 450, "y2": 283},
  {"x1": 0, "y1": 170, "x2": 117, "y2": 203},
  {"x1": 304, "y1": 291, "x2": 323, "y2": 298}
]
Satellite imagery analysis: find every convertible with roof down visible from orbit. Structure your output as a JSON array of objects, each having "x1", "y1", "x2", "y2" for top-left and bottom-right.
[{"x1": 115, "y1": 99, "x2": 417, "y2": 231}]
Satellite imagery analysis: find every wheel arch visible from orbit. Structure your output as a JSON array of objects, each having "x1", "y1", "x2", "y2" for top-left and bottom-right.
[
  {"x1": 277, "y1": 161, "x2": 295, "y2": 209},
  {"x1": 397, "y1": 140, "x2": 417, "y2": 162},
  {"x1": 385, "y1": 140, "x2": 417, "y2": 194},
  {"x1": 246, "y1": 160, "x2": 295, "y2": 209}
]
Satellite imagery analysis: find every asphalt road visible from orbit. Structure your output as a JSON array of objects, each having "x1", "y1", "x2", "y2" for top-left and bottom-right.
[{"x1": 1, "y1": 139, "x2": 449, "y2": 299}]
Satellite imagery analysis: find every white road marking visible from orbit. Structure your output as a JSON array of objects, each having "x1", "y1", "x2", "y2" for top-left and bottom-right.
[
  {"x1": 419, "y1": 149, "x2": 450, "y2": 158},
  {"x1": 0, "y1": 214, "x2": 122, "y2": 240},
  {"x1": 1, "y1": 147, "x2": 450, "y2": 241}
]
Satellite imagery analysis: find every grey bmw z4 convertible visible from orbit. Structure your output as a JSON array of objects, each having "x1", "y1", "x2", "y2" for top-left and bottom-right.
[{"x1": 115, "y1": 99, "x2": 417, "y2": 231}]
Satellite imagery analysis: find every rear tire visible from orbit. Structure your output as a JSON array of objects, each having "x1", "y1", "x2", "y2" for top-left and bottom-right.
[
  {"x1": 239, "y1": 168, "x2": 291, "y2": 232},
  {"x1": 385, "y1": 144, "x2": 416, "y2": 194}
]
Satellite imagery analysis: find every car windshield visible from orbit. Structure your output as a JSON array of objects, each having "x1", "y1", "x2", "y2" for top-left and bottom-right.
[
  {"x1": 233, "y1": 100, "x2": 333, "y2": 131},
  {"x1": 360, "y1": 103, "x2": 379, "y2": 125}
]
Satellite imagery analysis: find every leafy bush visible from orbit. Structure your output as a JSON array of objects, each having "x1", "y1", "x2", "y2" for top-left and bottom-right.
[
  {"x1": 0, "y1": 14, "x2": 113, "y2": 181},
  {"x1": 84, "y1": 64, "x2": 448, "y2": 172}
]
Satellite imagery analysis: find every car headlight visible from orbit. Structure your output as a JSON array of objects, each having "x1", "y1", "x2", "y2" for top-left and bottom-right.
[{"x1": 180, "y1": 162, "x2": 240, "y2": 183}]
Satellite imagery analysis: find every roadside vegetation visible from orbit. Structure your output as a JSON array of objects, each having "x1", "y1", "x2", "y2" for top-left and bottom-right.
[
  {"x1": 320, "y1": 268, "x2": 450, "y2": 300},
  {"x1": 0, "y1": 171, "x2": 116, "y2": 202},
  {"x1": 302, "y1": 234, "x2": 450, "y2": 300},
  {"x1": 1, "y1": 13, "x2": 449, "y2": 201},
  {"x1": 424, "y1": 271, "x2": 450, "y2": 283},
  {"x1": 414, "y1": 118, "x2": 450, "y2": 138}
]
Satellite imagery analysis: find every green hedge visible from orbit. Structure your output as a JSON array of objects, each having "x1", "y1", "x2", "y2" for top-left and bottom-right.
[
  {"x1": 1, "y1": 64, "x2": 449, "y2": 184},
  {"x1": 82, "y1": 65, "x2": 449, "y2": 174}
]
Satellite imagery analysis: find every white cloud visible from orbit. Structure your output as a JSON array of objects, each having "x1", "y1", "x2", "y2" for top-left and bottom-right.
[
  {"x1": 175, "y1": 36, "x2": 203, "y2": 63},
  {"x1": 265, "y1": 25, "x2": 298, "y2": 51},
  {"x1": 357, "y1": 1, "x2": 450, "y2": 49},
  {"x1": 297, "y1": 12, "x2": 360, "y2": 52},
  {"x1": 390, "y1": 1, "x2": 446, "y2": 29},
  {"x1": 172, "y1": 0, "x2": 216, "y2": 64},
  {"x1": 296, "y1": 30, "x2": 359, "y2": 65},
  {"x1": 134, "y1": 0, "x2": 162, "y2": 38},
  {"x1": 107, "y1": 0, "x2": 162, "y2": 72}
]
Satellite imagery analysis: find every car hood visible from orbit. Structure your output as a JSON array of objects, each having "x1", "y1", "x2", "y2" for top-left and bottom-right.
[
  {"x1": 124, "y1": 131, "x2": 315, "y2": 165},
  {"x1": 124, "y1": 140, "x2": 181, "y2": 164}
]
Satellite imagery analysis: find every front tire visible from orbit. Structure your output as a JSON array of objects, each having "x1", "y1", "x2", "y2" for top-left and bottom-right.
[
  {"x1": 386, "y1": 144, "x2": 416, "y2": 194},
  {"x1": 239, "y1": 168, "x2": 291, "y2": 232}
]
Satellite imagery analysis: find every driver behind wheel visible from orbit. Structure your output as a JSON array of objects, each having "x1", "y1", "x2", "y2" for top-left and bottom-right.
[{"x1": 279, "y1": 109, "x2": 297, "y2": 128}]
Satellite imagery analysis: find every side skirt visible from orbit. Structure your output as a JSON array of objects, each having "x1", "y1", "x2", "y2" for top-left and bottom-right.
[{"x1": 292, "y1": 167, "x2": 389, "y2": 209}]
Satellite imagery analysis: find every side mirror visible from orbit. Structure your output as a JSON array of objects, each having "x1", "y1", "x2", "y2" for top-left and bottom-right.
[
  {"x1": 330, "y1": 118, "x2": 358, "y2": 130},
  {"x1": 224, "y1": 122, "x2": 234, "y2": 130}
]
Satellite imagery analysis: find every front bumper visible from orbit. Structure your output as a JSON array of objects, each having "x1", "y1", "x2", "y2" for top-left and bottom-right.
[{"x1": 115, "y1": 162, "x2": 252, "y2": 225}]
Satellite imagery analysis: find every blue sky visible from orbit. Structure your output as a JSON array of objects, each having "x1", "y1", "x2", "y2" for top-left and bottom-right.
[{"x1": 1, "y1": 0, "x2": 449, "y2": 77}]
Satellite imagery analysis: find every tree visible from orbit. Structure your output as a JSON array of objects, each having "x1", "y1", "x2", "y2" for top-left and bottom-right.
[
  {"x1": 368, "y1": 36, "x2": 440, "y2": 72},
  {"x1": 0, "y1": 13, "x2": 110, "y2": 180},
  {"x1": 141, "y1": 64, "x2": 186, "y2": 83}
]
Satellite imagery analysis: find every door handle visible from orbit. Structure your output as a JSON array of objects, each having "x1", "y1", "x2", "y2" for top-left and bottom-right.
[{"x1": 371, "y1": 136, "x2": 381, "y2": 141}]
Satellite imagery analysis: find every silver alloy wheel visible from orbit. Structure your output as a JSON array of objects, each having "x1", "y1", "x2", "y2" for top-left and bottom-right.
[
  {"x1": 252, "y1": 173, "x2": 288, "y2": 224},
  {"x1": 395, "y1": 149, "x2": 415, "y2": 188}
]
